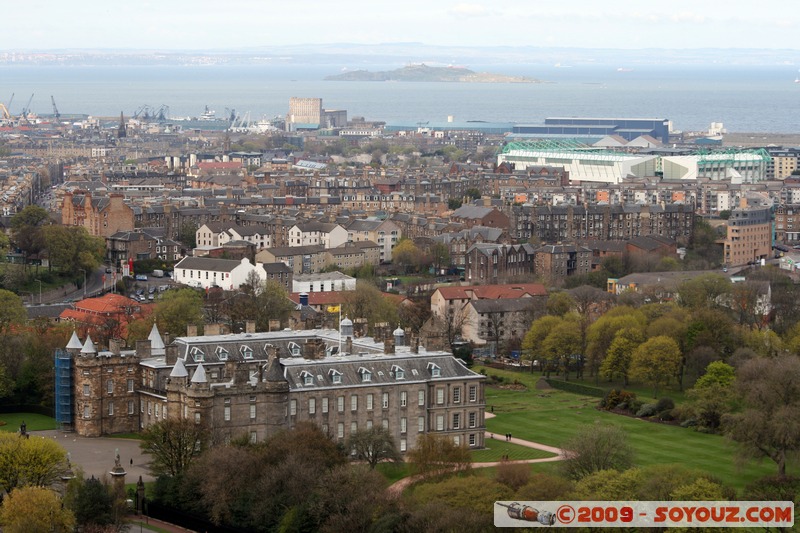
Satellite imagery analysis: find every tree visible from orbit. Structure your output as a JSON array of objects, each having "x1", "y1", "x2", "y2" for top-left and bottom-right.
[
  {"x1": 0, "y1": 486, "x2": 75, "y2": 533},
  {"x1": 177, "y1": 221, "x2": 198, "y2": 249},
  {"x1": 139, "y1": 417, "x2": 209, "y2": 477},
  {"x1": 561, "y1": 423, "x2": 634, "y2": 480},
  {"x1": 0, "y1": 433, "x2": 68, "y2": 493},
  {"x1": 725, "y1": 355, "x2": 800, "y2": 477},
  {"x1": 407, "y1": 433, "x2": 471, "y2": 478},
  {"x1": 546, "y1": 291, "x2": 575, "y2": 317},
  {"x1": 629, "y1": 335, "x2": 682, "y2": 397},
  {"x1": 412, "y1": 475, "x2": 513, "y2": 517},
  {"x1": 347, "y1": 426, "x2": 402, "y2": 469},
  {"x1": 686, "y1": 361, "x2": 737, "y2": 432},
  {"x1": 0, "y1": 289, "x2": 27, "y2": 336},
  {"x1": 41, "y1": 225, "x2": 104, "y2": 276},
  {"x1": 586, "y1": 307, "x2": 646, "y2": 382},
  {"x1": 392, "y1": 239, "x2": 423, "y2": 273},
  {"x1": 427, "y1": 242, "x2": 450, "y2": 273},
  {"x1": 10, "y1": 205, "x2": 49, "y2": 268},
  {"x1": 154, "y1": 288, "x2": 204, "y2": 338},
  {"x1": 677, "y1": 274, "x2": 731, "y2": 310},
  {"x1": 226, "y1": 279, "x2": 296, "y2": 332},
  {"x1": 600, "y1": 327, "x2": 644, "y2": 386},
  {"x1": 342, "y1": 282, "x2": 399, "y2": 335},
  {"x1": 540, "y1": 316, "x2": 582, "y2": 379},
  {"x1": 70, "y1": 475, "x2": 115, "y2": 529}
]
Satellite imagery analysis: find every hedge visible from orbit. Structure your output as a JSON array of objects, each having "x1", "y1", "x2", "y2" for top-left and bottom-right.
[{"x1": 543, "y1": 378, "x2": 607, "y2": 398}]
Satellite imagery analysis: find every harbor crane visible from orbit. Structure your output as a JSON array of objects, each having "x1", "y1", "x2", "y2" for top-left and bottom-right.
[
  {"x1": 6, "y1": 93, "x2": 13, "y2": 113},
  {"x1": 51, "y1": 96, "x2": 60, "y2": 121},
  {"x1": 20, "y1": 93, "x2": 34, "y2": 124}
]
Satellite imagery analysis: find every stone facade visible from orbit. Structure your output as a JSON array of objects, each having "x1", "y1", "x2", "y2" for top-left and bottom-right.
[
  {"x1": 62, "y1": 191, "x2": 135, "y2": 238},
  {"x1": 63, "y1": 326, "x2": 486, "y2": 453}
]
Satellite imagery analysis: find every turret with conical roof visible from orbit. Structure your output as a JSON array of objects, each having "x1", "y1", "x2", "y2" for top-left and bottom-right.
[
  {"x1": 80, "y1": 335, "x2": 96, "y2": 356},
  {"x1": 66, "y1": 331, "x2": 83, "y2": 351}
]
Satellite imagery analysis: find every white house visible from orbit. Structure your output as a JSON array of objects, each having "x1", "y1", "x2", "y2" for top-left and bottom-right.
[
  {"x1": 174, "y1": 257, "x2": 275, "y2": 290},
  {"x1": 288, "y1": 222, "x2": 348, "y2": 249},
  {"x1": 196, "y1": 223, "x2": 272, "y2": 250},
  {"x1": 292, "y1": 272, "x2": 356, "y2": 293}
]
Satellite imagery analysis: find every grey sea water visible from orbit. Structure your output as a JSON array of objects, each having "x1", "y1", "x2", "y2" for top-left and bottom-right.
[{"x1": 1, "y1": 63, "x2": 797, "y2": 132}]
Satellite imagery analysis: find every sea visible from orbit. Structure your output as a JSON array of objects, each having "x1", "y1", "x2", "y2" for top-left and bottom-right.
[{"x1": 1, "y1": 63, "x2": 798, "y2": 133}]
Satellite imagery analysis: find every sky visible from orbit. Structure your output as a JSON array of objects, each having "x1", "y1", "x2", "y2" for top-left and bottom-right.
[{"x1": 4, "y1": 0, "x2": 799, "y2": 51}]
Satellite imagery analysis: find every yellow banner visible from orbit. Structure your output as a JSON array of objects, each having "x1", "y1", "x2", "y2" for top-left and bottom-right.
[{"x1": 326, "y1": 305, "x2": 341, "y2": 313}]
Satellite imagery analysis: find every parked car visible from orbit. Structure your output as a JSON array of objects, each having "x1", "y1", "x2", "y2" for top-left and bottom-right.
[{"x1": 135, "y1": 274, "x2": 148, "y2": 281}]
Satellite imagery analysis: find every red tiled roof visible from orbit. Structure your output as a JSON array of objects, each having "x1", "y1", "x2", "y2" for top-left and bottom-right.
[{"x1": 435, "y1": 283, "x2": 547, "y2": 300}]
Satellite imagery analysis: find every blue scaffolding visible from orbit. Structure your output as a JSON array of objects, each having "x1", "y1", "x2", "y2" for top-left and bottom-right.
[{"x1": 54, "y1": 349, "x2": 73, "y2": 430}]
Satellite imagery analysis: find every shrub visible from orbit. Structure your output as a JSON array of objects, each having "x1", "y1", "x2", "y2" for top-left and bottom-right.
[
  {"x1": 545, "y1": 379, "x2": 606, "y2": 398},
  {"x1": 680, "y1": 418, "x2": 698, "y2": 428},
  {"x1": 600, "y1": 389, "x2": 638, "y2": 410},
  {"x1": 495, "y1": 461, "x2": 531, "y2": 491},
  {"x1": 655, "y1": 397, "x2": 675, "y2": 412},
  {"x1": 659, "y1": 409, "x2": 675, "y2": 422},
  {"x1": 636, "y1": 403, "x2": 658, "y2": 418},
  {"x1": 627, "y1": 398, "x2": 644, "y2": 414}
]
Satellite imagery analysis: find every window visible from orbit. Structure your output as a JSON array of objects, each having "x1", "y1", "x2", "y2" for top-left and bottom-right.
[
  {"x1": 382, "y1": 392, "x2": 389, "y2": 409},
  {"x1": 400, "y1": 417, "x2": 407, "y2": 434},
  {"x1": 436, "y1": 388, "x2": 444, "y2": 405},
  {"x1": 250, "y1": 404, "x2": 256, "y2": 420},
  {"x1": 108, "y1": 402, "x2": 114, "y2": 416},
  {"x1": 83, "y1": 384, "x2": 90, "y2": 396},
  {"x1": 290, "y1": 399, "x2": 297, "y2": 416},
  {"x1": 359, "y1": 367, "x2": 371, "y2": 382},
  {"x1": 288, "y1": 342, "x2": 301, "y2": 357},
  {"x1": 309, "y1": 398, "x2": 316, "y2": 414},
  {"x1": 400, "y1": 438, "x2": 407, "y2": 452},
  {"x1": 382, "y1": 419, "x2": 389, "y2": 429},
  {"x1": 329, "y1": 369, "x2": 342, "y2": 384},
  {"x1": 436, "y1": 415, "x2": 444, "y2": 431},
  {"x1": 453, "y1": 413, "x2": 460, "y2": 430},
  {"x1": 107, "y1": 380, "x2": 113, "y2": 394},
  {"x1": 240, "y1": 345, "x2": 253, "y2": 359},
  {"x1": 428, "y1": 363, "x2": 441, "y2": 377},
  {"x1": 301, "y1": 371, "x2": 314, "y2": 386},
  {"x1": 127, "y1": 379, "x2": 134, "y2": 393},
  {"x1": 337, "y1": 396, "x2": 344, "y2": 413},
  {"x1": 351, "y1": 422, "x2": 357, "y2": 434},
  {"x1": 418, "y1": 416, "x2": 425, "y2": 432},
  {"x1": 128, "y1": 400, "x2": 135, "y2": 414},
  {"x1": 224, "y1": 406, "x2": 231, "y2": 421},
  {"x1": 250, "y1": 431, "x2": 257, "y2": 444},
  {"x1": 366, "y1": 393, "x2": 373, "y2": 410},
  {"x1": 453, "y1": 387, "x2": 461, "y2": 404},
  {"x1": 190, "y1": 347, "x2": 204, "y2": 362},
  {"x1": 155, "y1": 403, "x2": 160, "y2": 417},
  {"x1": 469, "y1": 412, "x2": 477, "y2": 428},
  {"x1": 351, "y1": 395, "x2": 358, "y2": 411},
  {"x1": 337, "y1": 422, "x2": 344, "y2": 439},
  {"x1": 418, "y1": 390, "x2": 425, "y2": 406},
  {"x1": 147, "y1": 401, "x2": 152, "y2": 415},
  {"x1": 469, "y1": 385, "x2": 477, "y2": 402},
  {"x1": 392, "y1": 365, "x2": 405, "y2": 380},
  {"x1": 400, "y1": 391, "x2": 408, "y2": 407},
  {"x1": 216, "y1": 346, "x2": 229, "y2": 360},
  {"x1": 195, "y1": 412, "x2": 201, "y2": 424},
  {"x1": 83, "y1": 405, "x2": 90, "y2": 419},
  {"x1": 322, "y1": 397, "x2": 329, "y2": 413},
  {"x1": 469, "y1": 434, "x2": 476, "y2": 446}
]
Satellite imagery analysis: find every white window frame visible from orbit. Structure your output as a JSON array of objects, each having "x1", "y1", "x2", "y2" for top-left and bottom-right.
[
  {"x1": 322, "y1": 397, "x2": 329, "y2": 413},
  {"x1": 337, "y1": 396, "x2": 344, "y2": 413},
  {"x1": 418, "y1": 390, "x2": 425, "y2": 406},
  {"x1": 290, "y1": 399, "x2": 297, "y2": 416},
  {"x1": 400, "y1": 391, "x2": 407, "y2": 407},
  {"x1": 309, "y1": 398, "x2": 316, "y2": 414},
  {"x1": 351, "y1": 395, "x2": 358, "y2": 411},
  {"x1": 418, "y1": 416, "x2": 425, "y2": 432},
  {"x1": 382, "y1": 392, "x2": 389, "y2": 409},
  {"x1": 366, "y1": 393, "x2": 373, "y2": 410}
]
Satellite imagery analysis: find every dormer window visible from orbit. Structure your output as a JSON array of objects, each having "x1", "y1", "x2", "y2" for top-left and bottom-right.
[
  {"x1": 190, "y1": 347, "x2": 204, "y2": 362},
  {"x1": 288, "y1": 342, "x2": 301, "y2": 357},
  {"x1": 215, "y1": 346, "x2": 229, "y2": 361},
  {"x1": 391, "y1": 365, "x2": 405, "y2": 380},
  {"x1": 358, "y1": 367, "x2": 371, "y2": 382},
  {"x1": 427, "y1": 362, "x2": 441, "y2": 377},
  {"x1": 240, "y1": 345, "x2": 253, "y2": 360},
  {"x1": 300, "y1": 371, "x2": 314, "y2": 386},
  {"x1": 328, "y1": 369, "x2": 342, "y2": 384}
]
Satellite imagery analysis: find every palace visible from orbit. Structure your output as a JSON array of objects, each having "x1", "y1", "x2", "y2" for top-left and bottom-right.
[{"x1": 55, "y1": 322, "x2": 487, "y2": 453}]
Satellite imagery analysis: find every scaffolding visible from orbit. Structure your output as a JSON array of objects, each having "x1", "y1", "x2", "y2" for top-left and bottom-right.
[{"x1": 54, "y1": 349, "x2": 73, "y2": 430}]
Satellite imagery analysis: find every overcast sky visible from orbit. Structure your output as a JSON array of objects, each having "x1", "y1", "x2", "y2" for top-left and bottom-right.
[{"x1": 5, "y1": 0, "x2": 798, "y2": 50}]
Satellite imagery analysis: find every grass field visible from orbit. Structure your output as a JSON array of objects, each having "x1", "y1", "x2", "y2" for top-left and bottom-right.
[
  {"x1": 477, "y1": 365, "x2": 791, "y2": 491},
  {"x1": 470, "y1": 439, "x2": 556, "y2": 463},
  {"x1": 0, "y1": 413, "x2": 57, "y2": 432}
]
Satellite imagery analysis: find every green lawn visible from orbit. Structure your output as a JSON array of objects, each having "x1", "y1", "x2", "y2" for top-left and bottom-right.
[
  {"x1": 0, "y1": 413, "x2": 57, "y2": 432},
  {"x1": 477, "y1": 365, "x2": 789, "y2": 491},
  {"x1": 376, "y1": 462, "x2": 412, "y2": 485},
  {"x1": 470, "y1": 439, "x2": 556, "y2": 463}
]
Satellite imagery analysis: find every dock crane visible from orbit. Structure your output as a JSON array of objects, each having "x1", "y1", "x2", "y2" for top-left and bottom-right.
[
  {"x1": 20, "y1": 93, "x2": 34, "y2": 124},
  {"x1": 51, "y1": 96, "x2": 60, "y2": 121},
  {"x1": 7, "y1": 93, "x2": 13, "y2": 113}
]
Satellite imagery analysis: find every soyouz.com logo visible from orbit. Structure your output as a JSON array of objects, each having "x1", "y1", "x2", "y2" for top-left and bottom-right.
[{"x1": 494, "y1": 501, "x2": 794, "y2": 528}]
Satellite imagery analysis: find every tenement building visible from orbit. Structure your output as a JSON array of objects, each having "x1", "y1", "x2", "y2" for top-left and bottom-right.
[{"x1": 56, "y1": 323, "x2": 486, "y2": 453}]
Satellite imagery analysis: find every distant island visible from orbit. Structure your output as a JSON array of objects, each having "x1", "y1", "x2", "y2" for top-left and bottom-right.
[{"x1": 325, "y1": 63, "x2": 540, "y2": 83}]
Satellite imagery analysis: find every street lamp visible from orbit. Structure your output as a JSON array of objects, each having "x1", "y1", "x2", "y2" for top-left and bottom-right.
[
  {"x1": 35, "y1": 279, "x2": 42, "y2": 304},
  {"x1": 79, "y1": 269, "x2": 86, "y2": 298}
]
